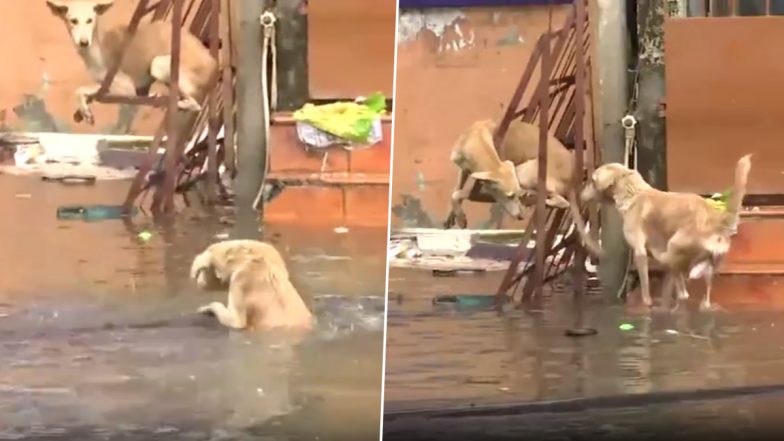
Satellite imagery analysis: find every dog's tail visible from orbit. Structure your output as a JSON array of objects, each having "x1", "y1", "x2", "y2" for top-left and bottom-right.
[
  {"x1": 724, "y1": 154, "x2": 752, "y2": 229},
  {"x1": 567, "y1": 189, "x2": 604, "y2": 259}
]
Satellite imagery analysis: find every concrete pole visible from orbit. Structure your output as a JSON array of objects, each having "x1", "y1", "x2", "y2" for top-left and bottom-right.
[
  {"x1": 233, "y1": 0, "x2": 268, "y2": 239},
  {"x1": 590, "y1": 0, "x2": 630, "y2": 301},
  {"x1": 636, "y1": 0, "x2": 668, "y2": 189}
]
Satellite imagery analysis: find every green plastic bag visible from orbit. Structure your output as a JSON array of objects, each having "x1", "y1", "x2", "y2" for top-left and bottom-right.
[{"x1": 293, "y1": 92, "x2": 387, "y2": 143}]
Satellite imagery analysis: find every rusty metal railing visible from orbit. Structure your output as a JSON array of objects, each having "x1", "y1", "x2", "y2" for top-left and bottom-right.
[
  {"x1": 494, "y1": 0, "x2": 596, "y2": 306},
  {"x1": 87, "y1": 0, "x2": 232, "y2": 215}
]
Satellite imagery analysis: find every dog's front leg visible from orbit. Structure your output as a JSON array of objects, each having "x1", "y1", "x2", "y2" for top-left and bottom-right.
[
  {"x1": 626, "y1": 232, "x2": 653, "y2": 307},
  {"x1": 198, "y1": 302, "x2": 247, "y2": 329},
  {"x1": 74, "y1": 85, "x2": 101, "y2": 125}
]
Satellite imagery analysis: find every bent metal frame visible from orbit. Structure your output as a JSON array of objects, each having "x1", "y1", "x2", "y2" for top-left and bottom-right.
[
  {"x1": 485, "y1": 0, "x2": 599, "y2": 305},
  {"x1": 86, "y1": 0, "x2": 234, "y2": 215}
]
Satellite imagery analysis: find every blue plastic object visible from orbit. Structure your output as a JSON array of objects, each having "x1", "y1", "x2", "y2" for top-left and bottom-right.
[
  {"x1": 57, "y1": 205, "x2": 137, "y2": 222},
  {"x1": 433, "y1": 294, "x2": 497, "y2": 309}
]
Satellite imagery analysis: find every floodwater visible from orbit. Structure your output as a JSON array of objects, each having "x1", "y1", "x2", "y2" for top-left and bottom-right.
[
  {"x1": 385, "y1": 267, "x2": 784, "y2": 415},
  {"x1": 0, "y1": 175, "x2": 385, "y2": 441}
]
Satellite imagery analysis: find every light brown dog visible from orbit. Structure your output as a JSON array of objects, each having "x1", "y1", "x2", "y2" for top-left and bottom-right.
[
  {"x1": 581, "y1": 155, "x2": 751, "y2": 310},
  {"x1": 445, "y1": 119, "x2": 524, "y2": 228},
  {"x1": 46, "y1": 0, "x2": 218, "y2": 125},
  {"x1": 445, "y1": 118, "x2": 602, "y2": 257},
  {"x1": 190, "y1": 240, "x2": 314, "y2": 331}
]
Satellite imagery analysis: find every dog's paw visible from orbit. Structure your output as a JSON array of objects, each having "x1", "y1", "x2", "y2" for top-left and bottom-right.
[
  {"x1": 456, "y1": 214, "x2": 468, "y2": 229},
  {"x1": 178, "y1": 99, "x2": 202, "y2": 113},
  {"x1": 73, "y1": 108, "x2": 95, "y2": 125},
  {"x1": 198, "y1": 305, "x2": 216, "y2": 317},
  {"x1": 699, "y1": 301, "x2": 721, "y2": 313}
]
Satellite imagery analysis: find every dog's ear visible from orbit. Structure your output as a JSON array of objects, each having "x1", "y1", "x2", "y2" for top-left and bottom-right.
[
  {"x1": 94, "y1": 0, "x2": 114, "y2": 15},
  {"x1": 46, "y1": 0, "x2": 69, "y2": 17}
]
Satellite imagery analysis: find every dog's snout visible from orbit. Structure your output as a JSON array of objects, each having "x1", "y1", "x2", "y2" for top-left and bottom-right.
[{"x1": 79, "y1": 39, "x2": 90, "y2": 47}]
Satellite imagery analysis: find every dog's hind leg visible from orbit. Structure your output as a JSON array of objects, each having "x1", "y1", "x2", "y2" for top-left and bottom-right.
[
  {"x1": 444, "y1": 168, "x2": 470, "y2": 229},
  {"x1": 654, "y1": 272, "x2": 676, "y2": 312},
  {"x1": 150, "y1": 55, "x2": 203, "y2": 112},
  {"x1": 699, "y1": 264, "x2": 717, "y2": 312}
]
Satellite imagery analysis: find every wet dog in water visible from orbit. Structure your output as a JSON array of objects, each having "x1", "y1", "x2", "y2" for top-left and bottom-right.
[{"x1": 190, "y1": 240, "x2": 314, "y2": 331}]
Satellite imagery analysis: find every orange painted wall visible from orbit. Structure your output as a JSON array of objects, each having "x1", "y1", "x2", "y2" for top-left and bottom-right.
[{"x1": 390, "y1": 5, "x2": 573, "y2": 229}]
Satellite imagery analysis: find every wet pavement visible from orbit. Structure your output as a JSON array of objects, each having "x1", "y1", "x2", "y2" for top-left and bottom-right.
[
  {"x1": 0, "y1": 175, "x2": 385, "y2": 441},
  {"x1": 384, "y1": 267, "x2": 784, "y2": 437}
]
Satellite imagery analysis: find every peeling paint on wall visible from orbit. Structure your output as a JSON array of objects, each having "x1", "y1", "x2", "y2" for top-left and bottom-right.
[{"x1": 398, "y1": 9, "x2": 476, "y2": 52}]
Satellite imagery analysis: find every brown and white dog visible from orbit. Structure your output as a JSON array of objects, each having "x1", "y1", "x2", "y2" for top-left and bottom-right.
[
  {"x1": 46, "y1": 0, "x2": 218, "y2": 125},
  {"x1": 190, "y1": 240, "x2": 314, "y2": 331},
  {"x1": 581, "y1": 155, "x2": 751, "y2": 310},
  {"x1": 445, "y1": 118, "x2": 602, "y2": 257}
]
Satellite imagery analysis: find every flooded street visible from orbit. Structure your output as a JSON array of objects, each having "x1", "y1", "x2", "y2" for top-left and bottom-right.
[
  {"x1": 385, "y1": 267, "x2": 784, "y2": 414},
  {"x1": 0, "y1": 175, "x2": 385, "y2": 441}
]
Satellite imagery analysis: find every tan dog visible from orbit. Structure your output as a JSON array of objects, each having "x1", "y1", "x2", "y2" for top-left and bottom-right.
[
  {"x1": 581, "y1": 155, "x2": 751, "y2": 310},
  {"x1": 190, "y1": 240, "x2": 314, "y2": 331},
  {"x1": 445, "y1": 119, "x2": 602, "y2": 257},
  {"x1": 46, "y1": 0, "x2": 218, "y2": 125},
  {"x1": 444, "y1": 119, "x2": 524, "y2": 229}
]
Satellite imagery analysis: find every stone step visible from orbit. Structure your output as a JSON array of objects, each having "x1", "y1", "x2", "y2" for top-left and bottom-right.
[{"x1": 723, "y1": 208, "x2": 784, "y2": 274}]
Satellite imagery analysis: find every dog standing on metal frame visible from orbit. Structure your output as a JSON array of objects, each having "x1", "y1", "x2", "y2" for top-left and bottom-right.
[
  {"x1": 45, "y1": 0, "x2": 218, "y2": 125},
  {"x1": 445, "y1": 118, "x2": 602, "y2": 258}
]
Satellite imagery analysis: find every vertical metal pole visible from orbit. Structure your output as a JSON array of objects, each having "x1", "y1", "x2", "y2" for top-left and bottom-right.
[
  {"x1": 160, "y1": 0, "x2": 183, "y2": 214},
  {"x1": 206, "y1": 0, "x2": 220, "y2": 202},
  {"x1": 572, "y1": 0, "x2": 587, "y2": 300},
  {"x1": 220, "y1": 0, "x2": 236, "y2": 176},
  {"x1": 533, "y1": 10, "x2": 552, "y2": 302},
  {"x1": 233, "y1": 0, "x2": 267, "y2": 239}
]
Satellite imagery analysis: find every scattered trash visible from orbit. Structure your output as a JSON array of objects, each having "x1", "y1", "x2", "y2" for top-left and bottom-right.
[
  {"x1": 464, "y1": 377, "x2": 501, "y2": 385},
  {"x1": 433, "y1": 269, "x2": 457, "y2": 277},
  {"x1": 41, "y1": 174, "x2": 97, "y2": 185},
  {"x1": 432, "y1": 294, "x2": 496, "y2": 309},
  {"x1": 214, "y1": 232, "x2": 229, "y2": 240},
  {"x1": 432, "y1": 269, "x2": 486, "y2": 277},
  {"x1": 498, "y1": 387, "x2": 510, "y2": 392},
  {"x1": 334, "y1": 226, "x2": 349, "y2": 234},
  {"x1": 665, "y1": 329, "x2": 679, "y2": 335},
  {"x1": 137, "y1": 231, "x2": 153, "y2": 242},
  {"x1": 619, "y1": 323, "x2": 635, "y2": 331},
  {"x1": 14, "y1": 193, "x2": 31, "y2": 199},
  {"x1": 565, "y1": 327, "x2": 598, "y2": 337},
  {"x1": 57, "y1": 204, "x2": 137, "y2": 222}
]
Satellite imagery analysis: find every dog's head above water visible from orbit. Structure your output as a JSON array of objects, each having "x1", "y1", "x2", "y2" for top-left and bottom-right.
[{"x1": 46, "y1": 0, "x2": 114, "y2": 48}]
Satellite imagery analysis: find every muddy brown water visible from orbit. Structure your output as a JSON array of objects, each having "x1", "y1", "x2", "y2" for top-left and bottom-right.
[
  {"x1": 0, "y1": 175, "x2": 385, "y2": 441},
  {"x1": 385, "y1": 267, "x2": 784, "y2": 419}
]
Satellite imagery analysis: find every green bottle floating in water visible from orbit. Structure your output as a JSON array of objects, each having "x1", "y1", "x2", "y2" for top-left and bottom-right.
[{"x1": 57, "y1": 205, "x2": 137, "y2": 222}]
